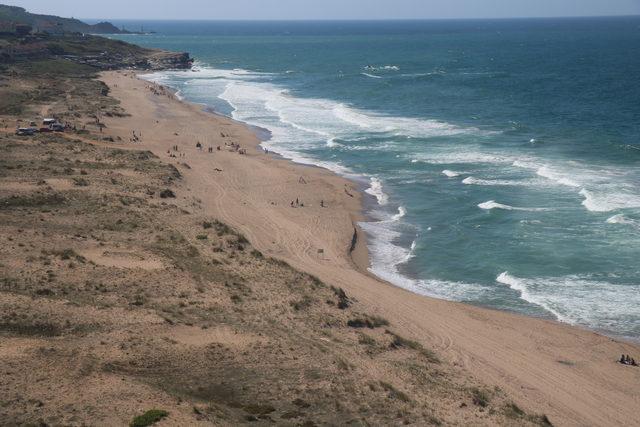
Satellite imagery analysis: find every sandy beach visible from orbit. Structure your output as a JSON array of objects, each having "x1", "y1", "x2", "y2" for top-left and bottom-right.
[{"x1": 96, "y1": 70, "x2": 639, "y2": 426}]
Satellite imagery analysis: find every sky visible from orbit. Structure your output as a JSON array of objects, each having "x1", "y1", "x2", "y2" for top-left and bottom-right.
[{"x1": 6, "y1": 0, "x2": 640, "y2": 20}]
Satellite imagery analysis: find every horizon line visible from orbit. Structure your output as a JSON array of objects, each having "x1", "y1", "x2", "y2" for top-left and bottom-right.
[{"x1": 79, "y1": 14, "x2": 640, "y2": 22}]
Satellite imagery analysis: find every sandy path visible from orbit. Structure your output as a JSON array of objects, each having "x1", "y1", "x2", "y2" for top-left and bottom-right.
[{"x1": 99, "y1": 71, "x2": 639, "y2": 427}]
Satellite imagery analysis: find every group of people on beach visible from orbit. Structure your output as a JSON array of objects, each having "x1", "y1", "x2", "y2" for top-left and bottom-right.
[
  {"x1": 145, "y1": 83, "x2": 171, "y2": 98},
  {"x1": 196, "y1": 141, "x2": 221, "y2": 153},
  {"x1": 167, "y1": 139, "x2": 247, "y2": 158},
  {"x1": 224, "y1": 141, "x2": 246, "y2": 154},
  {"x1": 619, "y1": 354, "x2": 638, "y2": 366},
  {"x1": 167, "y1": 144, "x2": 185, "y2": 158},
  {"x1": 130, "y1": 130, "x2": 142, "y2": 143},
  {"x1": 290, "y1": 198, "x2": 326, "y2": 208}
]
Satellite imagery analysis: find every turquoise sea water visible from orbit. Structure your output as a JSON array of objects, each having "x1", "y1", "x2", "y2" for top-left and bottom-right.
[{"x1": 105, "y1": 18, "x2": 640, "y2": 339}]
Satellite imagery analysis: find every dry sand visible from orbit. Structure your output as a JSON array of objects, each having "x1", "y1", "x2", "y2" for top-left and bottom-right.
[{"x1": 99, "y1": 71, "x2": 639, "y2": 426}]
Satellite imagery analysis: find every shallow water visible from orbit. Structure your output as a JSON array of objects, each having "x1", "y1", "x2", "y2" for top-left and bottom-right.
[{"x1": 107, "y1": 17, "x2": 640, "y2": 339}]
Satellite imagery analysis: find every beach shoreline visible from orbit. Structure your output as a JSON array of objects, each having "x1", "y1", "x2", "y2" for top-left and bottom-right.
[
  {"x1": 139, "y1": 71, "x2": 639, "y2": 344},
  {"x1": 147, "y1": 73, "x2": 377, "y2": 276},
  {"x1": 98, "y1": 70, "x2": 640, "y2": 426}
]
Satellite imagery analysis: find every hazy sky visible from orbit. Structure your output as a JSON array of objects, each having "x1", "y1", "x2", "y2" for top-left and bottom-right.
[{"x1": 7, "y1": 0, "x2": 640, "y2": 20}]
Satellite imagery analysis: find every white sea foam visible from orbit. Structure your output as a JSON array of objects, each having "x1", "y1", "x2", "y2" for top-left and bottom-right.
[
  {"x1": 535, "y1": 165, "x2": 580, "y2": 188},
  {"x1": 364, "y1": 65, "x2": 400, "y2": 71},
  {"x1": 146, "y1": 65, "x2": 489, "y2": 175},
  {"x1": 497, "y1": 272, "x2": 569, "y2": 322},
  {"x1": 365, "y1": 177, "x2": 389, "y2": 205},
  {"x1": 442, "y1": 170, "x2": 460, "y2": 177},
  {"x1": 478, "y1": 201, "x2": 548, "y2": 211},
  {"x1": 511, "y1": 161, "x2": 580, "y2": 187},
  {"x1": 607, "y1": 214, "x2": 629, "y2": 224},
  {"x1": 607, "y1": 214, "x2": 625, "y2": 224},
  {"x1": 462, "y1": 176, "x2": 534, "y2": 186},
  {"x1": 497, "y1": 272, "x2": 639, "y2": 334},
  {"x1": 412, "y1": 151, "x2": 516, "y2": 165},
  {"x1": 361, "y1": 72, "x2": 383, "y2": 79},
  {"x1": 332, "y1": 103, "x2": 483, "y2": 138},
  {"x1": 326, "y1": 137, "x2": 339, "y2": 148},
  {"x1": 359, "y1": 219, "x2": 489, "y2": 302},
  {"x1": 510, "y1": 160, "x2": 640, "y2": 213},
  {"x1": 391, "y1": 206, "x2": 407, "y2": 221},
  {"x1": 580, "y1": 188, "x2": 640, "y2": 213}
]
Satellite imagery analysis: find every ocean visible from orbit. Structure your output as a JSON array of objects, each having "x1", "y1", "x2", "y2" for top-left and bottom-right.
[{"x1": 103, "y1": 18, "x2": 640, "y2": 339}]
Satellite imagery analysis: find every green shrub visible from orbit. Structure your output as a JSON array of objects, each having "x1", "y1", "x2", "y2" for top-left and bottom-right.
[
  {"x1": 244, "y1": 404, "x2": 275, "y2": 416},
  {"x1": 290, "y1": 295, "x2": 313, "y2": 311},
  {"x1": 331, "y1": 286, "x2": 351, "y2": 309},
  {"x1": 52, "y1": 248, "x2": 86, "y2": 262},
  {"x1": 470, "y1": 387, "x2": 490, "y2": 408},
  {"x1": 130, "y1": 409, "x2": 168, "y2": 427},
  {"x1": 387, "y1": 330, "x2": 439, "y2": 363},
  {"x1": 73, "y1": 177, "x2": 89, "y2": 186},
  {"x1": 347, "y1": 315, "x2": 389, "y2": 329},
  {"x1": 159, "y1": 189, "x2": 175, "y2": 198},
  {"x1": 379, "y1": 381, "x2": 410, "y2": 402},
  {"x1": 357, "y1": 333, "x2": 377, "y2": 346},
  {"x1": 251, "y1": 249, "x2": 263, "y2": 258}
]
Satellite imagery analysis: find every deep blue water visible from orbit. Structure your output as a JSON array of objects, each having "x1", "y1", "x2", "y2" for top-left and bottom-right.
[{"x1": 103, "y1": 18, "x2": 640, "y2": 339}]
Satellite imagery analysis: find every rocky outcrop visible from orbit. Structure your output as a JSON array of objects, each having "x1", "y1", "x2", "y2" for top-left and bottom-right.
[{"x1": 147, "y1": 51, "x2": 193, "y2": 70}]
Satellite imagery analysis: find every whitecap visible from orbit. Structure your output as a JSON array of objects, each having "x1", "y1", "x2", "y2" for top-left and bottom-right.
[
  {"x1": 462, "y1": 176, "x2": 533, "y2": 186},
  {"x1": 326, "y1": 137, "x2": 339, "y2": 148},
  {"x1": 497, "y1": 272, "x2": 569, "y2": 323},
  {"x1": 478, "y1": 201, "x2": 548, "y2": 212},
  {"x1": 359, "y1": 220, "x2": 489, "y2": 302},
  {"x1": 442, "y1": 170, "x2": 460, "y2": 177},
  {"x1": 535, "y1": 165, "x2": 580, "y2": 188},
  {"x1": 391, "y1": 206, "x2": 407, "y2": 221},
  {"x1": 580, "y1": 188, "x2": 640, "y2": 213},
  {"x1": 361, "y1": 72, "x2": 382, "y2": 79},
  {"x1": 332, "y1": 103, "x2": 486, "y2": 138},
  {"x1": 497, "y1": 272, "x2": 640, "y2": 335},
  {"x1": 365, "y1": 177, "x2": 389, "y2": 205},
  {"x1": 606, "y1": 214, "x2": 628, "y2": 224},
  {"x1": 364, "y1": 65, "x2": 400, "y2": 71}
]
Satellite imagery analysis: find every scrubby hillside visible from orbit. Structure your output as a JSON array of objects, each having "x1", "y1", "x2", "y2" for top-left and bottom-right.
[
  {"x1": 0, "y1": 4, "x2": 126, "y2": 34},
  {"x1": 0, "y1": 52, "x2": 553, "y2": 426}
]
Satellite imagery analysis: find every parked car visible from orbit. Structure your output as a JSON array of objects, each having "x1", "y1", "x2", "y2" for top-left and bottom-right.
[{"x1": 16, "y1": 127, "x2": 37, "y2": 136}]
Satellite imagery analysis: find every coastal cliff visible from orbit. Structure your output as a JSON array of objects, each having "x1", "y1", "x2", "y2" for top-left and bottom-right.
[
  {"x1": 0, "y1": 4, "x2": 129, "y2": 34},
  {"x1": 0, "y1": 4, "x2": 192, "y2": 71},
  {"x1": 0, "y1": 31, "x2": 192, "y2": 70}
]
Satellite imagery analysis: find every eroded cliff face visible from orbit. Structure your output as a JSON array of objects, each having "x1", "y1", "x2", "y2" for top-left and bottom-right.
[
  {"x1": 147, "y1": 51, "x2": 193, "y2": 70},
  {"x1": 0, "y1": 31, "x2": 193, "y2": 71}
]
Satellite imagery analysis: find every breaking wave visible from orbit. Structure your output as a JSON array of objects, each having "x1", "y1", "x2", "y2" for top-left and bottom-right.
[
  {"x1": 478, "y1": 201, "x2": 548, "y2": 212},
  {"x1": 365, "y1": 177, "x2": 389, "y2": 205},
  {"x1": 497, "y1": 272, "x2": 639, "y2": 336}
]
